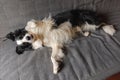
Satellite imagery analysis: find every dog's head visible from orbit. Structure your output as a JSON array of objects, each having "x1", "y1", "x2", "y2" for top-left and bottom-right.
[{"x1": 6, "y1": 28, "x2": 34, "y2": 54}]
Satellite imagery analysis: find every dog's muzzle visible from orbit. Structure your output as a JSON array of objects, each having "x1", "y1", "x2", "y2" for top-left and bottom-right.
[{"x1": 16, "y1": 42, "x2": 33, "y2": 55}]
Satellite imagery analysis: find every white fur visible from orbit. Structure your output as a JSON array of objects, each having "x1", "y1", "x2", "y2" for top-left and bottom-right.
[
  {"x1": 25, "y1": 20, "x2": 38, "y2": 34},
  {"x1": 16, "y1": 33, "x2": 33, "y2": 45},
  {"x1": 27, "y1": 19, "x2": 36, "y2": 28},
  {"x1": 51, "y1": 43, "x2": 64, "y2": 74},
  {"x1": 16, "y1": 40, "x2": 23, "y2": 45},
  {"x1": 32, "y1": 40, "x2": 43, "y2": 49},
  {"x1": 45, "y1": 22, "x2": 72, "y2": 74},
  {"x1": 82, "y1": 22, "x2": 99, "y2": 31},
  {"x1": 44, "y1": 21, "x2": 73, "y2": 46},
  {"x1": 82, "y1": 22, "x2": 116, "y2": 36},
  {"x1": 83, "y1": 31, "x2": 90, "y2": 36},
  {"x1": 43, "y1": 21, "x2": 72, "y2": 74},
  {"x1": 102, "y1": 25, "x2": 116, "y2": 36}
]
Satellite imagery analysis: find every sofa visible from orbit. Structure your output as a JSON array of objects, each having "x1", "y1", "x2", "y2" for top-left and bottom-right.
[{"x1": 0, "y1": 0, "x2": 120, "y2": 80}]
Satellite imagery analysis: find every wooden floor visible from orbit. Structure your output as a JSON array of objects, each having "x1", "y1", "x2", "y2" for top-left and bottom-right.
[{"x1": 106, "y1": 72, "x2": 120, "y2": 80}]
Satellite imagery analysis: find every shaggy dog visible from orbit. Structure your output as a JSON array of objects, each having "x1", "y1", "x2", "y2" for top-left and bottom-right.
[{"x1": 6, "y1": 9, "x2": 116, "y2": 74}]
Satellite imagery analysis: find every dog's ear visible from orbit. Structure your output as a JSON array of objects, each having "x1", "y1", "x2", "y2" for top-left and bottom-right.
[
  {"x1": 14, "y1": 28, "x2": 25, "y2": 37},
  {"x1": 6, "y1": 32, "x2": 15, "y2": 41},
  {"x1": 6, "y1": 28, "x2": 25, "y2": 41}
]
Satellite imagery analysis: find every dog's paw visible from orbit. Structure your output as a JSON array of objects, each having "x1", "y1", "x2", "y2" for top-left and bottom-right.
[
  {"x1": 102, "y1": 25, "x2": 116, "y2": 36},
  {"x1": 53, "y1": 64, "x2": 59, "y2": 74},
  {"x1": 51, "y1": 56, "x2": 64, "y2": 74},
  {"x1": 53, "y1": 60, "x2": 63, "y2": 74},
  {"x1": 25, "y1": 19, "x2": 36, "y2": 31},
  {"x1": 83, "y1": 31, "x2": 90, "y2": 36}
]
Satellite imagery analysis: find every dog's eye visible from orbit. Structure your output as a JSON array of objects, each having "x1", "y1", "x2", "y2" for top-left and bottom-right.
[
  {"x1": 19, "y1": 36, "x2": 23, "y2": 39},
  {"x1": 26, "y1": 36, "x2": 31, "y2": 40}
]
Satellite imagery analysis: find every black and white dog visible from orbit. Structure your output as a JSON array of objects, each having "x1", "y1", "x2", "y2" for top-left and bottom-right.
[{"x1": 6, "y1": 9, "x2": 116, "y2": 74}]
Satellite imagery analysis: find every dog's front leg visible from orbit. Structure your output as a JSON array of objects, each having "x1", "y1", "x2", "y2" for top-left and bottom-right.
[{"x1": 51, "y1": 44, "x2": 65, "y2": 74}]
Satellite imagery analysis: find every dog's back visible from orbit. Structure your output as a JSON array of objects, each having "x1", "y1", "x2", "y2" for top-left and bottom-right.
[{"x1": 53, "y1": 9, "x2": 102, "y2": 27}]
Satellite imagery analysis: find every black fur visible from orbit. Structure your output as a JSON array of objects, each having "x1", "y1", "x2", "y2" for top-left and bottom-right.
[
  {"x1": 6, "y1": 28, "x2": 33, "y2": 54},
  {"x1": 16, "y1": 42, "x2": 33, "y2": 55},
  {"x1": 6, "y1": 28, "x2": 25, "y2": 41},
  {"x1": 6, "y1": 32, "x2": 16, "y2": 41},
  {"x1": 53, "y1": 9, "x2": 102, "y2": 27}
]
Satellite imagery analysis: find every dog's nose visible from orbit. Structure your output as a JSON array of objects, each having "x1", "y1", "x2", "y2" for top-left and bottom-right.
[{"x1": 16, "y1": 46, "x2": 24, "y2": 55}]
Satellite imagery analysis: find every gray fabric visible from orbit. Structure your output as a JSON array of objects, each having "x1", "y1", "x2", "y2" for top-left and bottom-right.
[
  {"x1": 0, "y1": 30, "x2": 120, "y2": 80},
  {"x1": 0, "y1": 0, "x2": 120, "y2": 80},
  {"x1": 0, "y1": 0, "x2": 93, "y2": 37}
]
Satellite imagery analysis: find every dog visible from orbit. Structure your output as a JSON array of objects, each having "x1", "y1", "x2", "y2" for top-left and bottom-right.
[{"x1": 6, "y1": 9, "x2": 116, "y2": 74}]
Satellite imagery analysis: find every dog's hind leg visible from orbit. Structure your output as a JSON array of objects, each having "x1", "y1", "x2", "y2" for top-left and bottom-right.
[{"x1": 51, "y1": 43, "x2": 65, "y2": 74}]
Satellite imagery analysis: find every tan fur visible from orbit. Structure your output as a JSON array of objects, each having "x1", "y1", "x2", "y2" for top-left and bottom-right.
[
  {"x1": 25, "y1": 16, "x2": 116, "y2": 74},
  {"x1": 28, "y1": 32, "x2": 44, "y2": 42},
  {"x1": 35, "y1": 21, "x2": 44, "y2": 27},
  {"x1": 25, "y1": 17, "x2": 81, "y2": 74}
]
